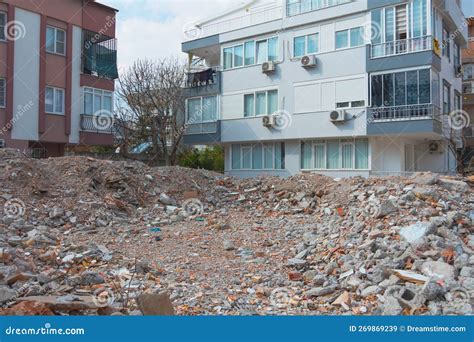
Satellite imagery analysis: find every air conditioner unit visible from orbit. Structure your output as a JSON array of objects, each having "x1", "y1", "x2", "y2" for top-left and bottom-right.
[
  {"x1": 428, "y1": 141, "x2": 443, "y2": 153},
  {"x1": 262, "y1": 115, "x2": 274, "y2": 128},
  {"x1": 455, "y1": 65, "x2": 464, "y2": 78},
  {"x1": 262, "y1": 61, "x2": 276, "y2": 73},
  {"x1": 0, "y1": 139, "x2": 4, "y2": 148},
  {"x1": 330, "y1": 110, "x2": 346, "y2": 122},
  {"x1": 301, "y1": 55, "x2": 317, "y2": 68}
]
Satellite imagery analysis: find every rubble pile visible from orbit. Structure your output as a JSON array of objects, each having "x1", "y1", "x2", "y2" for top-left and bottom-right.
[{"x1": 0, "y1": 149, "x2": 472, "y2": 316}]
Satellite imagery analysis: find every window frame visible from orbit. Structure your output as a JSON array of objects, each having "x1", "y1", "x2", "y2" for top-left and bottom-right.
[
  {"x1": 45, "y1": 86, "x2": 65, "y2": 115},
  {"x1": 222, "y1": 36, "x2": 278, "y2": 70},
  {"x1": 0, "y1": 11, "x2": 6, "y2": 42},
  {"x1": 242, "y1": 89, "x2": 278, "y2": 117},
  {"x1": 231, "y1": 142, "x2": 285, "y2": 171},
  {"x1": 0, "y1": 77, "x2": 6, "y2": 108},
  {"x1": 293, "y1": 32, "x2": 320, "y2": 58},
  {"x1": 442, "y1": 80, "x2": 451, "y2": 114},
  {"x1": 300, "y1": 139, "x2": 369, "y2": 171},
  {"x1": 185, "y1": 95, "x2": 219, "y2": 123},
  {"x1": 46, "y1": 26, "x2": 66, "y2": 56},
  {"x1": 335, "y1": 26, "x2": 364, "y2": 50},
  {"x1": 83, "y1": 87, "x2": 114, "y2": 116}
]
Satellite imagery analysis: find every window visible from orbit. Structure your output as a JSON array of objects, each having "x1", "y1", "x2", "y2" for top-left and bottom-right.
[
  {"x1": 371, "y1": 69, "x2": 431, "y2": 107},
  {"x1": 336, "y1": 27, "x2": 363, "y2": 49},
  {"x1": 0, "y1": 78, "x2": 5, "y2": 108},
  {"x1": 454, "y1": 92, "x2": 461, "y2": 111},
  {"x1": 454, "y1": 43, "x2": 460, "y2": 67},
  {"x1": 443, "y1": 81, "x2": 451, "y2": 114},
  {"x1": 293, "y1": 33, "x2": 319, "y2": 57},
  {"x1": 45, "y1": 87, "x2": 64, "y2": 114},
  {"x1": 442, "y1": 28, "x2": 450, "y2": 61},
  {"x1": 243, "y1": 90, "x2": 278, "y2": 117},
  {"x1": 336, "y1": 101, "x2": 365, "y2": 108},
  {"x1": 231, "y1": 142, "x2": 285, "y2": 170},
  {"x1": 186, "y1": 96, "x2": 218, "y2": 123},
  {"x1": 84, "y1": 88, "x2": 113, "y2": 115},
  {"x1": 46, "y1": 26, "x2": 66, "y2": 55},
  {"x1": 286, "y1": 0, "x2": 351, "y2": 16},
  {"x1": 301, "y1": 139, "x2": 369, "y2": 170},
  {"x1": 224, "y1": 37, "x2": 278, "y2": 70},
  {"x1": 0, "y1": 12, "x2": 6, "y2": 41},
  {"x1": 464, "y1": 64, "x2": 474, "y2": 80}
]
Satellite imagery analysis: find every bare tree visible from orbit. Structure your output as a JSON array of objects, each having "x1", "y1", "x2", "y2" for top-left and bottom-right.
[{"x1": 117, "y1": 58, "x2": 187, "y2": 165}]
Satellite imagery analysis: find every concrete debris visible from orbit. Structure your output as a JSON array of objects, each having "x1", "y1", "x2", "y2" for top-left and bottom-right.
[{"x1": 0, "y1": 150, "x2": 472, "y2": 315}]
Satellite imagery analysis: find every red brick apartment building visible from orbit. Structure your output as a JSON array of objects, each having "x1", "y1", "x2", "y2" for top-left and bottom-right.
[{"x1": 0, "y1": 0, "x2": 118, "y2": 157}]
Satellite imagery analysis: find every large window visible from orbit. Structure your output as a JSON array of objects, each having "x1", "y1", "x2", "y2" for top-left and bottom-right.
[
  {"x1": 293, "y1": 33, "x2": 319, "y2": 57},
  {"x1": 232, "y1": 142, "x2": 285, "y2": 170},
  {"x1": 301, "y1": 139, "x2": 369, "y2": 170},
  {"x1": 84, "y1": 88, "x2": 113, "y2": 115},
  {"x1": 442, "y1": 27, "x2": 450, "y2": 61},
  {"x1": 243, "y1": 90, "x2": 278, "y2": 117},
  {"x1": 186, "y1": 96, "x2": 218, "y2": 123},
  {"x1": 0, "y1": 78, "x2": 5, "y2": 108},
  {"x1": 443, "y1": 81, "x2": 450, "y2": 114},
  {"x1": 371, "y1": 69, "x2": 431, "y2": 107},
  {"x1": 0, "y1": 12, "x2": 6, "y2": 41},
  {"x1": 336, "y1": 27, "x2": 364, "y2": 49},
  {"x1": 223, "y1": 37, "x2": 278, "y2": 70},
  {"x1": 46, "y1": 26, "x2": 66, "y2": 55},
  {"x1": 45, "y1": 86, "x2": 65, "y2": 114},
  {"x1": 286, "y1": 0, "x2": 351, "y2": 16}
]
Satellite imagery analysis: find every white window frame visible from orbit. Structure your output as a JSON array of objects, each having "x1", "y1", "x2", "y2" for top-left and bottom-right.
[
  {"x1": 45, "y1": 86, "x2": 65, "y2": 115},
  {"x1": 0, "y1": 11, "x2": 6, "y2": 42},
  {"x1": 231, "y1": 142, "x2": 284, "y2": 171},
  {"x1": 222, "y1": 36, "x2": 278, "y2": 70},
  {"x1": 0, "y1": 77, "x2": 6, "y2": 108},
  {"x1": 335, "y1": 26, "x2": 364, "y2": 50},
  {"x1": 46, "y1": 26, "x2": 66, "y2": 55},
  {"x1": 293, "y1": 32, "x2": 320, "y2": 58},
  {"x1": 83, "y1": 87, "x2": 113, "y2": 115},
  {"x1": 301, "y1": 139, "x2": 369, "y2": 171},
  {"x1": 242, "y1": 89, "x2": 278, "y2": 118},
  {"x1": 185, "y1": 95, "x2": 219, "y2": 123}
]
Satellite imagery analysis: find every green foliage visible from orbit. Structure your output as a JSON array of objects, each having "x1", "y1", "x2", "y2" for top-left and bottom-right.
[{"x1": 179, "y1": 146, "x2": 224, "y2": 173}]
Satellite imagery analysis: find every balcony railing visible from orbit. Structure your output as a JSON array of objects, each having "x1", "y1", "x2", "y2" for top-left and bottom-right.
[
  {"x1": 82, "y1": 30, "x2": 118, "y2": 80},
  {"x1": 286, "y1": 0, "x2": 351, "y2": 16},
  {"x1": 369, "y1": 104, "x2": 440, "y2": 122},
  {"x1": 183, "y1": 6, "x2": 282, "y2": 41},
  {"x1": 185, "y1": 122, "x2": 219, "y2": 135},
  {"x1": 371, "y1": 36, "x2": 432, "y2": 59},
  {"x1": 80, "y1": 114, "x2": 114, "y2": 134},
  {"x1": 186, "y1": 68, "x2": 219, "y2": 88}
]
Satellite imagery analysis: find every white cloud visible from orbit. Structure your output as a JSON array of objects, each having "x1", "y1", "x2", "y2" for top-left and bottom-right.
[{"x1": 99, "y1": 0, "x2": 238, "y2": 70}]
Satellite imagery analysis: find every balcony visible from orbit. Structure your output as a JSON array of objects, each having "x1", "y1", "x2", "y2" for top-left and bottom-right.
[
  {"x1": 80, "y1": 114, "x2": 114, "y2": 134},
  {"x1": 183, "y1": 6, "x2": 282, "y2": 42},
  {"x1": 286, "y1": 0, "x2": 351, "y2": 17},
  {"x1": 184, "y1": 68, "x2": 221, "y2": 97},
  {"x1": 367, "y1": 104, "x2": 442, "y2": 136},
  {"x1": 82, "y1": 30, "x2": 118, "y2": 80},
  {"x1": 183, "y1": 121, "x2": 221, "y2": 145},
  {"x1": 371, "y1": 36, "x2": 432, "y2": 59}
]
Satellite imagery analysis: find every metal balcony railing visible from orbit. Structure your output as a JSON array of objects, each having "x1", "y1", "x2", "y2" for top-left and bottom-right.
[
  {"x1": 185, "y1": 122, "x2": 218, "y2": 135},
  {"x1": 80, "y1": 114, "x2": 114, "y2": 134},
  {"x1": 82, "y1": 30, "x2": 118, "y2": 80},
  {"x1": 186, "y1": 68, "x2": 220, "y2": 88},
  {"x1": 369, "y1": 104, "x2": 440, "y2": 122},
  {"x1": 371, "y1": 36, "x2": 432, "y2": 59},
  {"x1": 183, "y1": 6, "x2": 282, "y2": 41}
]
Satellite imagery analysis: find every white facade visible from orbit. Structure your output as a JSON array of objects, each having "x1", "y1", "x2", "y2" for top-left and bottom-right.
[{"x1": 183, "y1": 0, "x2": 467, "y2": 178}]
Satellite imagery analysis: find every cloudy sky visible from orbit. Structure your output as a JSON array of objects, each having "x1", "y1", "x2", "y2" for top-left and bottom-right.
[{"x1": 99, "y1": 0, "x2": 238, "y2": 71}]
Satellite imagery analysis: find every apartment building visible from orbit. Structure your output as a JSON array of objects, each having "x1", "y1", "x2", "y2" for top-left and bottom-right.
[
  {"x1": 182, "y1": 0, "x2": 467, "y2": 178},
  {"x1": 0, "y1": 0, "x2": 118, "y2": 157},
  {"x1": 462, "y1": 16, "x2": 474, "y2": 166}
]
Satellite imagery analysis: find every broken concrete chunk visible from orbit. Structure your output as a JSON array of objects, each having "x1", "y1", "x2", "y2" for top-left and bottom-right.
[
  {"x1": 376, "y1": 200, "x2": 398, "y2": 218},
  {"x1": 399, "y1": 222, "x2": 436, "y2": 245},
  {"x1": 136, "y1": 292, "x2": 174, "y2": 316},
  {"x1": 421, "y1": 260, "x2": 455, "y2": 281}
]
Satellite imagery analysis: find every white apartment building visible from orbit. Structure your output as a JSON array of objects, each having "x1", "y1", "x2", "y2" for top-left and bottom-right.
[{"x1": 182, "y1": 0, "x2": 467, "y2": 178}]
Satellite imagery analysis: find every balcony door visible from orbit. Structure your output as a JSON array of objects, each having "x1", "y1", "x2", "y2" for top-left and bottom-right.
[{"x1": 404, "y1": 144, "x2": 416, "y2": 172}]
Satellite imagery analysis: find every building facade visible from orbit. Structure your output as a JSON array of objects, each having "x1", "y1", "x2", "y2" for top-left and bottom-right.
[
  {"x1": 0, "y1": 0, "x2": 118, "y2": 157},
  {"x1": 182, "y1": 0, "x2": 467, "y2": 178},
  {"x1": 462, "y1": 16, "x2": 474, "y2": 167}
]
